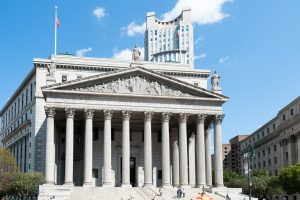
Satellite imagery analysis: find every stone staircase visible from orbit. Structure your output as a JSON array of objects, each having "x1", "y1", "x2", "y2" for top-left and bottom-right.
[{"x1": 39, "y1": 185, "x2": 255, "y2": 200}]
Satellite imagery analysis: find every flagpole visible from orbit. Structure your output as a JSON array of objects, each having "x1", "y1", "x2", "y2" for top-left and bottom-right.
[{"x1": 54, "y1": 6, "x2": 58, "y2": 55}]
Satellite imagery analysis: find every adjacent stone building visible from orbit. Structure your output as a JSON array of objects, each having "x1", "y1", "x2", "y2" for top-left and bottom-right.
[{"x1": 239, "y1": 97, "x2": 300, "y2": 177}]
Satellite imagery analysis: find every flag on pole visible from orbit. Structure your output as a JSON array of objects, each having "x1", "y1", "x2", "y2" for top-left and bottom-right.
[{"x1": 56, "y1": 17, "x2": 60, "y2": 27}]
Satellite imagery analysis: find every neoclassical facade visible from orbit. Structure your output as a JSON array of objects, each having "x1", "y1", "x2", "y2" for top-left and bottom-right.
[{"x1": 1, "y1": 55, "x2": 228, "y2": 194}]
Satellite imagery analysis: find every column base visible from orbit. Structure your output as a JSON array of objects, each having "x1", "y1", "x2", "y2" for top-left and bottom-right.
[
  {"x1": 63, "y1": 182, "x2": 74, "y2": 186},
  {"x1": 102, "y1": 182, "x2": 113, "y2": 187},
  {"x1": 121, "y1": 183, "x2": 132, "y2": 188},
  {"x1": 162, "y1": 184, "x2": 172, "y2": 188},
  {"x1": 214, "y1": 184, "x2": 225, "y2": 188},
  {"x1": 179, "y1": 184, "x2": 191, "y2": 188},
  {"x1": 83, "y1": 182, "x2": 94, "y2": 187},
  {"x1": 195, "y1": 184, "x2": 207, "y2": 188},
  {"x1": 43, "y1": 183, "x2": 55, "y2": 186}
]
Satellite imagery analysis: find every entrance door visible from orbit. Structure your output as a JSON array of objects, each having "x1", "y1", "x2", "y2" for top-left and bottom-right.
[
  {"x1": 130, "y1": 157, "x2": 136, "y2": 186},
  {"x1": 120, "y1": 157, "x2": 136, "y2": 186}
]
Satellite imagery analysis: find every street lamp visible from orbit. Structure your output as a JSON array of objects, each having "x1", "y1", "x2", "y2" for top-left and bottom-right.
[{"x1": 244, "y1": 144, "x2": 255, "y2": 200}]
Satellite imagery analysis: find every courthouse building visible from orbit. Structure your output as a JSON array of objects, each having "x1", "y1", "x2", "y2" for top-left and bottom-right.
[{"x1": 0, "y1": 8, "x2": 230, "y2": 199}]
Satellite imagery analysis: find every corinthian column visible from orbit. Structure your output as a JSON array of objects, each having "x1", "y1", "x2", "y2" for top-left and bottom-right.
[
  {"x1": 45, "y1": 107, "x2": 56, "y2": 184},
  {"x1": 122, "y1": 110, "x2": 131, "y2": 187},
  {"x1": 64, "y1": 108, "x2": 75, "y2": 185},
  {"x1": 103, "y1": 110, "x2": 113, "y2": 186},
  {"x1": 205, "y1": 127, "x2": 212, "y2": 186},
  {"x1": 144, "y1": 111, "x2": 154, "y2": 186},
  {"x1": 83, "y1": 109, "x2": 94, "y2": 186},
  {"x1": 161, "y1": 112, "x2": 171, "y2": 187},
  {"x1": 214, "y1": 115, "x2": 224, "y2": 187},
  {"x1": 196, "y1": 114, "x2": 206, "y2": 187},
  {"x1": 179, "y1": 113, "x2": 189, "y2": 186}
]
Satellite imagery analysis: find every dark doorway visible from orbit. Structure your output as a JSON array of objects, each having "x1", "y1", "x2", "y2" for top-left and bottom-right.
[
  {"x1": 120, "y1": 157, "x2": 136, "y2": 186},
  {"x1": 130, "y1": 157, "x2": 136, "y2": 186}
]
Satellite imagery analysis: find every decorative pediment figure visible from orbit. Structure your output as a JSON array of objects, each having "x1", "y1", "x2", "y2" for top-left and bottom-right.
[{"x1": 132, "y1": 44, "x2": 141, "y2": 62}]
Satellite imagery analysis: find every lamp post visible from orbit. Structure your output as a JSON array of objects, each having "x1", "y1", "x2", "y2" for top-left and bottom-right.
[{"x1": 244, "y1": 144, "x2": 255, "y2": 200}]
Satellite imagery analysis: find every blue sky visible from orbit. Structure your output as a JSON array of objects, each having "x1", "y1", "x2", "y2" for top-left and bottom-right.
[{"x1": 1, "y1": 0, "x2": 300, "y2": 143}]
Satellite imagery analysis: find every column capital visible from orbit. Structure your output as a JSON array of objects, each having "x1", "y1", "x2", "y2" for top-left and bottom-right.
[
  {"x1": 84, "y1": 109, "x2": 94, "y2": 119},
  {"x1": 45, "y1": 107, "x2": 56, "y2": 118},
  {"x1": 144, "y1": 111, "x2": 154, "y2": 121},
  {"x1": 122, "y1": 110, "x2": 132, "y2": 121},
  {"x1": 196, "y1": 114, "x2": 207, "y2": 123},
  {"x1": 65, "y1": 108, "x2": 76, "y2": 118},
  {"x1": 104, "y1": 109, "x2": 113, "y2": 120},
  {"x1": 161, "y1": 112, "x2": 172, "y2": 122},
  {"x1": 214, "y1": 115, "x2": 224, "y2": 124},
  {"x1": 179, "y1": 113, "x2": 189, "y2": 123}
]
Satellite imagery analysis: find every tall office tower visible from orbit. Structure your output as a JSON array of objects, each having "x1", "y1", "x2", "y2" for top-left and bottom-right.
[{"x1": 144, "y1": 7, "x2": 194, "y2": 67}]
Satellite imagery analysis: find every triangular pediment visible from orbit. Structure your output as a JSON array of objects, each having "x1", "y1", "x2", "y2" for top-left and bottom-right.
[{"x1": 42, "y1": 67, "x2": 228, "y2": 100}]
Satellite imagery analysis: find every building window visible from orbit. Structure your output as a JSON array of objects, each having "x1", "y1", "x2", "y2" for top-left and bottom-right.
[
  {"x1": 273, "y1": 123, "x2": 275, "y2": 130},
  {"x1": 274, "y1": 157, "x2": 277, "y2": 164},
  {"x1": 267, "y1": 128, "x2": 269, "y2": 133},
  {"x1": 22, "y1": 94, "x2": 24, "y2": 110},
  {"x1": 262, "y1": 131, "x2": 264, "y2": 137},
  {"x1": 93, "y1": 127, "x2": 98, "y2": 141},
  {"x1": 258, "y1": 152, "x2": 260, "y2": 158},
  {"x1": 263, "y1": 161, "x2": 266, "y2": 167},
  {"x1": 25, "y1": 88, "x2": 28, "y2": 106},
  {"x1": 62, "y1": 75, "x2": 67, "y2": 82},
  {"x1": 286, "y1": 152, "x2": 288, "y2": 161},
  {"x1": 30, "y1": 83, "x2": 33, "y2": 101},
  {"x1": 273, "y1": 144, "x2": 277, "y2": 151},
  {"x1": 268, "y1": 147, "x2": 270, "y2": 154},
  {"x1": 290, "y1": 108, "x2": 294, "y2": 116},
  {"x1": 92, "y1": 169, "x2": 99, "y2": 178},
  {"x1": 263, "y1": 150, "x2": 265, "y2": 156},
  {"x1": 283, "y1": 114, "x2": 286, "y2": 121},
  {"x1": 268, "y1": 159, "x2": 271, "y2": 165}
]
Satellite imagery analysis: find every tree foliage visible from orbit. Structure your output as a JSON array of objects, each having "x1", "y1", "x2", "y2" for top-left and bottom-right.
[
  {"x1": 10, "y1": 172, "x2": 45, "y2": 200},
  {"x1": 0, "y1": 146, "x2": 18, "y2": 172},
  {"x1": 278, "y1": 162, "x2": 300, "y2": 195}
]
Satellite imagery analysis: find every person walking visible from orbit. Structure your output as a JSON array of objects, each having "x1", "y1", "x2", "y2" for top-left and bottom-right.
[{"x1": 182, "y1": 188, "x2": 185, "y2": 198}]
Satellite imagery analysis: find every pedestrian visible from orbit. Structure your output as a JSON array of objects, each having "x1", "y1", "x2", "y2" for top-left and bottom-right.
[
  {"x1": 226, "y1": 194, "x2": 230, "y2": 200},
  {"x1": 182, "y1": 188, "x2": 185, "y2": 198},
  {"x1": 177, "y1": 188, "x2": 181, "y2": 199},
  {"x1": 159, "y1": 188, "x2": 163, "y2": 196}
]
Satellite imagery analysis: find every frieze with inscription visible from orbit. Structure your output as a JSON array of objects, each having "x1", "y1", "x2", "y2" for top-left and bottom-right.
[{"x1": 73, "y1": 75, "x2": 192, "y2": 97}]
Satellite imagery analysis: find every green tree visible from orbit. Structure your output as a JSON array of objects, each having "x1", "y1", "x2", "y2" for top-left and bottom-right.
[
  {"x1": 10, "y1": 172, "x2": 45, "y2": 200},
  {"x1": 0, "y1": 147, "x2": 18, "y2": 198},
  {"x1": 0, "y1": 146, "x2": 18, "y2": 172},
  {"x1": 278, "y1": 162, "x2": 300, "y2": 195}
]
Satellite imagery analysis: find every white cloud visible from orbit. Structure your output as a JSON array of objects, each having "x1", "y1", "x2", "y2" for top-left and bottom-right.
[
  {"x1": 219, "y1": 56, "x2": 229, "y2": 64},
  {"x1": 194, "y1": 53, "x2": 207, "y2": 60},
  {"x1": 122, "y1": 22, "x2": 146, "y2": 37},
  {"x1": 93, "y1": 7, "x2": 105, "y2": 20},
  {"x1": 162, "y1": 0, "x2": 232, "y2": 25},
  {"x1": 76, "y1": 47, "x2": 92, "y2": 57},
  {"x1": 112, "y1": 47, "x2": 144, "y2": 61}
]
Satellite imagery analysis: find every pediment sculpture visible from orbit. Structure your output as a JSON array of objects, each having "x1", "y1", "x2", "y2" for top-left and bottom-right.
[{"x1": 72, "y1": 75, "x2": 191, "y2": 97}]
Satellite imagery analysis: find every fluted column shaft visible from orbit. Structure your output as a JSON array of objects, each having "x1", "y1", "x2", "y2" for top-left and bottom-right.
[
  {"x1": 214, "y1": 115, "x2": 224, "y2": 187},
  {"x1": 172, "y1": 128, "x2": 179, "y2": 187},
  {"x1": 179, "y1": 113, "x2": 189, "y2": 186},
  {"x1": 83, "y1": 109, "x2": 94, "y2": 186},
  {"x1": 45, "y1": 107, "x2": 56, "y2": 184},
  {"x1": 144, "y1": 112, "x2": 154, "y2": 186},
  {"x1": 103, "y1": 110, "x2": 113, "y2": 186},
  {"x1": 162, "y1": 112, "x2": 171, "y2": 187},
  {"x1": 122, "y1": 111, "x2": 131, "y2": 186},
  {"x1": 205, "y1": 128, "x2": 212, "y2": 186},
  {"x1": 196, "y1": 114, "x2": 206, "y2": 187},
  {"x1": 64, "y1": 108, "x2": 75, "y2": 185}
]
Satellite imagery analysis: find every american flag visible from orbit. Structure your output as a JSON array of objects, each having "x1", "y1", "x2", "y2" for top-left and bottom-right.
[{"x1": 56, "y1": 17, "x2": 60, "y2": 27}]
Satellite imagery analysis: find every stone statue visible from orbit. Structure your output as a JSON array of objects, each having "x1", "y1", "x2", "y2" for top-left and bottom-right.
[
  {"x1": 211, "y1": 71, "x2": 220, "y2": 89},
  {"x1": 132, "y1": 44, "x2": 141, "y2": 62},
  {"x1": 47, "y1": 61, "x2": 56, "y2": 77}
]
